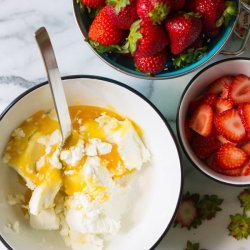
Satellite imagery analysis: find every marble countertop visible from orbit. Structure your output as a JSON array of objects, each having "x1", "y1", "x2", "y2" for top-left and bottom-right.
[{"x1": 0, "y1": 0, "x2": 249, "y2": 249}]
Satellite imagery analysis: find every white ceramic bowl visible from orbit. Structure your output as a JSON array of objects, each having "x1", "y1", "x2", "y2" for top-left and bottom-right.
[
  {"x1": 0, "y1": 76, "x2": 182, "y2": 250},
  {"x1": 177, "y1": 57, "x2": 250, "y2": 186}
]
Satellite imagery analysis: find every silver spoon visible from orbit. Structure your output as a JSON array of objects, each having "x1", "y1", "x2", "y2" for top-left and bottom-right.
[{"x1": 35, "y1": 27, "x2": 72, "y2": 145}]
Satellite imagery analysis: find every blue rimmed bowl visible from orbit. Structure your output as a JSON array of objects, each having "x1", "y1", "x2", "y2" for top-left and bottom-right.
[{"x1": 73, "y1": 0, "x2": 247, "y2": 80}]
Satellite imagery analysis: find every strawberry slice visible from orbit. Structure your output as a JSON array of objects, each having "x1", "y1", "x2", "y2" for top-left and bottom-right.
[
  {"x1": 212, "y1": 163, "x2": 245, "y2": 176},
  {"x1": 191, "y1": 133, "x2": 221, "y2": 159},
  {"x1": 208, "y1": 76, "x2": 233, "y2": 99},
  {"x1": 241, "y1": 161, "x2": 250, "y2": 176},
  {"x1": 229, "y1": 74, "x2": 250, "y2": 103},
  {"x1": 238, "y1": 103, "x2": 250, "y2": 138},
  {"x1": 189, "y1": 104, "x2": 213, "y2": 137},
  {"x1": 240, "y1": 142, "x2": 250, "y2": 156},
  {"x1": 215, "y1": 98, "x2": 233, "y2": 114},
  {"x1": 202, "y1": 93, "x2": 218, "y2": 107},
  {"x1": 184, "y1": 120, "x2": 193, "y2": 142},
  {"x1": 217, "y1": 135, "x2": 236, "y2": 145},
  {"x1": 215, "y1": 143, "x2": 248, "y2": 169},
  {"x1": 214, "y1": 108, "x2": 246, "y2": 142}
]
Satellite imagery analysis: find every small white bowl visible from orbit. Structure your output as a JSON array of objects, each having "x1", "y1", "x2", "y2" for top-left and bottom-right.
[
  {"x1": 177, "y1": 57, "x2": 250, "y2": 186},
  {"x1": 0, "y1": 76, "x2": 182, "y2": 250}
]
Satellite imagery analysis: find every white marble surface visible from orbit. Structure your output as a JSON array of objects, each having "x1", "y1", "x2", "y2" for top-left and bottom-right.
[{"x1": 0, "y1": 0, "x2": 250, "y2": 249}]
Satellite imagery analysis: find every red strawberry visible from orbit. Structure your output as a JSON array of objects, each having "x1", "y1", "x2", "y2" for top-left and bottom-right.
[
  {"x1": 171, "y1": 0, "x2": 186, "y2": 12},
  {"x1": 212, "y1": 163, "x2": 246, "y2": 176},
  {"x1": 202, "y1": 93, "x2": 218, "y2": 107},
  {"x1": 188, "y1": 35, "x2": 204, "y2": 49},
  {"x1": 215, "y1": 98, "x2": 233, "y2": 114},
  {"x1": 137, "y1": 0, "x2": 171, "y2": 25},
  {"x1": 217, "y1": 135, "x2": 236, "y2": 145},
  {"x1": 207, "y1": 76, "x2": 233, "y2": 99},
  {"x1": 184, "y1": 120, "x2": 193, "y2": 142},
  {"x1": 106, "y1": 0, "x2": 138, "y2": 29},
  {"x1": 241, "y1": 161, "x2": 250, "y2": 176},
  {"x1": 229, "y1": 74, "x2": 250, "y2": 104},
  {"x1": 238, "y1": 103, "x2": 250, "y2": 138},
  {"x1": 81, "y1": 0, "x2": 105, "y2": 9},
  {"x1": 215, "y1": 143, "x2": 248, "y2": 169},
  {"x1": 88, "y1": 6, "x2": 126, "y2": 46},
  {"x1": 214, "y1": 108, "x2": 246, "y2": 143},
  {"x1": 165, "y1": 12, "x2": 202, "y2": 55},
  {"x1": 134, "y1": 49, "x2": 167, "y2": 75},
  {"x1": 240, "y1": 142, "x2": 250, "y2": 156},
  {"x1": 175, "y1": 192, "x2": 201, "y2": 229},
  {"x1": 191, "y1": 133, "x2": 220, "y2": 159},
  {"x1": 126, "y1": 20, "x2": 168, "y2": 56},
  {"x1": 189, "y1": 103, "x2": 213, "y2": 137},
  {"x1": 185, "y1": 0, "x2": 225, "y2": 37}
]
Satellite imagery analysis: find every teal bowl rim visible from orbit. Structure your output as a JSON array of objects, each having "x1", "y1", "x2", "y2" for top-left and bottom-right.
[{"x1": 72, "y1": 0, "x2": 240, "y2": 80}]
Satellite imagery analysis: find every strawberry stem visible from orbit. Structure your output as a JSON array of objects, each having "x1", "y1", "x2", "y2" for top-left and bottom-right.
[
  {"x1": 216, "y1": 1, "x2": 237, "y2": 27},
  {"x1": 107, "y1": 0, "x2": 131, "y2": 14},
  {"x1": 148, "y1": 2, "x2": 170, "y2": 25},
  {"x1": 123, "y1": 20, "x2": 142, "y2": 55},
  {"x1": 173, "y1": 47, "x2": 207, "y2": 69},
  {"x1": 184, "y1": 12, "x2": 202, "y2": 19},
  {"x1": 87, "y1": 38, "x2": 124, "y2": 53}
]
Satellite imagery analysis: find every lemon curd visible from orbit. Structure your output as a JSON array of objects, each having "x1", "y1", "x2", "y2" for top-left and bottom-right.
[{"x1": 3, "y1": 106, "x2": 143, "y2": 198}]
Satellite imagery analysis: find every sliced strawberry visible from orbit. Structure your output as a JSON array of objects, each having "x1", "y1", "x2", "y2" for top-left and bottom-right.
[
  {"x1": 215, "y1": 98, "x2": 233, "y2": 114},
  {"x1": 202, "y1": 93, "x2": 218, "y2": 107},
  {"x1": 212, "y1": 163, "x2": 244, "y2": 176},
  {"x1": 217, "y1": 135, "x2": 236, "y2": 145},
  {"x1": 184, "y1": 120, "x2": 193, "y2": 142},
  {"x1": 214, "y1": 108, "x2": 246, "y2": 142},
  {"x1": 188, "y1": 96, "x2": 203, "y2": 115},
  {"x1": 189, "y1": 104, "x2": 213, "y2": 137},
  {"x1": 240, "y1": 142, "x2": 250, "y2": 156},
  {"x1": 207, "y1": 76, "x2": 233, "y2": 99},
  {"x1": 238, "y1": 103, "x2": 250, "y2": 138},
  {"x1": 229, "y1": 74, "x2": 250, "y2": 103},
  {"x1": 191, "y1": 133, "x2": 221, "y2": 159},
  {"x1": 241, "y1": 161, "x2": 250, "y2": 176},
  {"x1": 215, "y1": 143, "x2": 248, "y2": 169}
]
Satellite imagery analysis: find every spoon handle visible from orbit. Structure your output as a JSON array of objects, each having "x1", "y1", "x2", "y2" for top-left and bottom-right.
[{"x1": 35, "y1": 27, "x2": 72, "y2": 144}]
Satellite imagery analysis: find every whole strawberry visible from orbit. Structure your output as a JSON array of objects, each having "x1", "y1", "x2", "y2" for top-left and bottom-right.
[
  {"x1": 137, "y1": 0, "x2": 171, "y2": 25},
  {"x1": 81, "y1": 0, "x2": 105, "y2": 9},
  {"x1": 165, "y1": 12, "x2": 202, "y2": 55},
  {"x1": 106, "y1": 0, "x2": 138, "y2": 29},
  {"x1": 134, "y1": 49, "x2": 167, "y2": 75},
  {"x1": 186, "y1": 0, "x2": 237, "y2": 37},
  {"x1": 125, "y1": 20, "x2": 168, "y2": 56},
  {"x1": 171, "y1": 0, "x2": 186, "y2": 12},
  {"x1": 88, "y1": 6, "x2": 126, "y2": 46}
]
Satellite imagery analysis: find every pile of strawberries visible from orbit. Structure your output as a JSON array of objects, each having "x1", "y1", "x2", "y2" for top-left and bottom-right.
[
  {"x1": 185, "y1": 74, "x2": 250, "y2": 177},
  {"x1": 77, "y1": 0, "x2": 237, "y2": 75}
]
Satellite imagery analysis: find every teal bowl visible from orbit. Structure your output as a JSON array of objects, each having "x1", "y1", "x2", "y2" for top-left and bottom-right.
[{"x1": 73, "y1": 0, "x2": 239, "y2": 80}]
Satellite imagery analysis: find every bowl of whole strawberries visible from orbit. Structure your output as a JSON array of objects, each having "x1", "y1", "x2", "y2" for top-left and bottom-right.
[
  {"x1": 177, "y1": 57, "x2": 250, "y2": 186},
  {"x1": 73, "y1": 0, "x2": 243, "y2": 78}
]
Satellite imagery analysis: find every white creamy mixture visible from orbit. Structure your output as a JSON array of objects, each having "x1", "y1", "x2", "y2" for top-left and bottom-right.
[{"x1": 3, "y1": 107, "x2": 150, "y2": 250}]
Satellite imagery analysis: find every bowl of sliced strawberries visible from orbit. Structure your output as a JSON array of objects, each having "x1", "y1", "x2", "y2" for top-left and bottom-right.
[
  {"x1": 177, "y1": 57, "x2": 250, "y2": 185},
  {"x1": 72, "y1": 0, "x2": 244, "y2": 79}
]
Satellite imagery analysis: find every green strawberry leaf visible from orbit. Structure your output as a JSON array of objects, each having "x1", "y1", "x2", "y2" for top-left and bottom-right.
[
  {"x1": 149, "y1": 2, "x2": 170, "y2": 25},
  {"x1": 86, "y1": 38, "x2": 125, "y2": 53},
  {"x1": 123, "y1": 20, "x2": 142, "y2": 55},
  {"x1": 238, "y1": 188, "x2": 250, "y2": 213},
  {"x1": 184, "y1": 241, "x2": 200, "y2": 250},
  {"x1": 75, "y1": 0, "x2": 85, "y2": 10},
  {"x1": 107, "y1": 0, "x2": 131, "y2": 14},
  {"x1": 198, "y1": 194, "x2": 223, "y2": 220},
  {"x1": 184, "y1": 12, "x2": 202, "y2": 19},
  {"x1": 173, "y1": 47, "x2": 207, "y2": 69},
  {"x1": 216, "y1": 1, "x2": 237, "y2": 27},
  {"x1": 228, "y1": 213, "x2": 250, "y2": 240}
]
